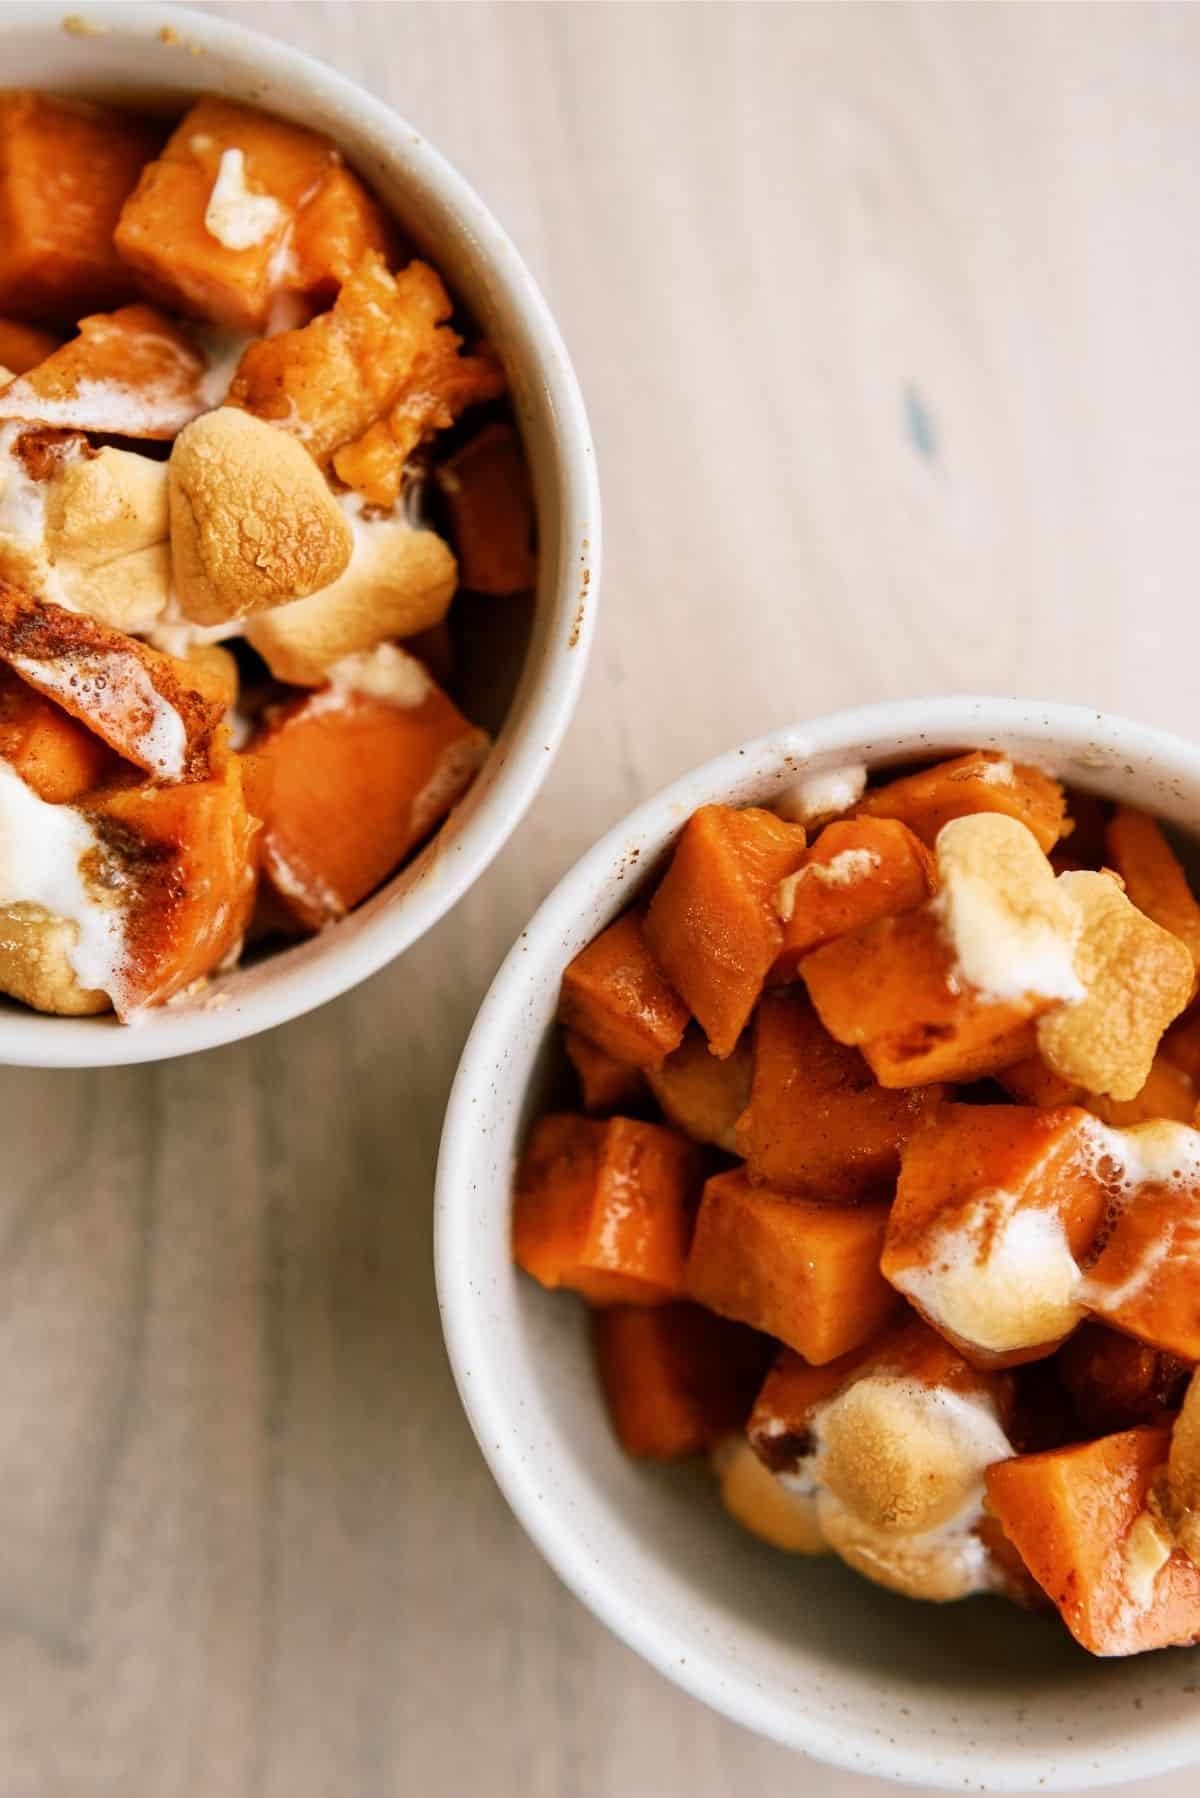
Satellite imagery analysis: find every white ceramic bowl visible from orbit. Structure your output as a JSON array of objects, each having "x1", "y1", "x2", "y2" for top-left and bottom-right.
[
  {"x1": 437, "y1": 697, "x2": 1200, "y2": 1793},
  {"x1": 0, "y1": 2, "x2": 599, "y2": 1066}
]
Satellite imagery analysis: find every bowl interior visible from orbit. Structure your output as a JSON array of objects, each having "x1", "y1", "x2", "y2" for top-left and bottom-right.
[
  {"x1": 0, "y1": 6, "x2": 595, "y2": 1065},
  {"x1": 437, "y1": 699, "x2": 1200, "y2": 1792}
]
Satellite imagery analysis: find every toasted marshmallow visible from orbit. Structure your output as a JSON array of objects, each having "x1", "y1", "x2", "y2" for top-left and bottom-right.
[
  {"x1": 776, "y1": 762, "x2": 867, "y2": 825},
  {"x1": 713, "y1": 1436, "x2": 827, "y2": 1554},
  {"x1": 933, "y1": 813, "x2": 1082, "y2": 1004}
]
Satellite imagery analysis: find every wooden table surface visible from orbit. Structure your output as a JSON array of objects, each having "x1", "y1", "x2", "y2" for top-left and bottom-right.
[{"x1": 4, "y1": 2, "x2": 1199, "y2": 1792}]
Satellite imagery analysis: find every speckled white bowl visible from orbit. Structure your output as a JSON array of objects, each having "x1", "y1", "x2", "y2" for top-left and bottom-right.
[
  {"x1": 0, "y1": 2, "x2": 598, "y2": 1066},
  {"x1": 436, "y1": 697, "x2": 1200, "y2": 1792}
]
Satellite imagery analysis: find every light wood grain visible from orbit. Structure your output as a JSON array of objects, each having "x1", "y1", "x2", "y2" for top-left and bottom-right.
[{"x1": 2, "y1": 2, "x2": 1199, "y2": 1792}]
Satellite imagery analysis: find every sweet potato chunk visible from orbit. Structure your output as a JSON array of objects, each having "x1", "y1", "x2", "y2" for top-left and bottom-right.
[
  {"x1": 228, "y1": 252, "x2": 499, "y2": 487},
  {"x1": 1106, "y1": 807, "x2": 1200, "y2": 972},
  {"x1": 558, "y1": 910, "x2": 689, "y2": 1069},
  {"x1": 0, "y1": 93, "x2": 158, "y2": 325},
  {"x1": 716, "y1": 1435, "x2": 828, "y2": 1553},
  {"x1": 564, "y1": 1030, "x2": 649, "y2": 1115},
  {"x1": 770, "y1": 818, "x2": 934, "y2": 980},
  {"x1": 1057, "y1": 1322, "x2": 1191, "y2": 1436},
  {"x1": 646, "y1": 1025, "x2": 751, "y2": 1151},
  {"x1": 643, "y1": 805, "x2": 809, "y2": 1058},
  {"x1": 435, "y1": 423, "x2": 536, "y2": 595},
  {"x1": 114, "y1": 97, "x2": 393, "y2": 331},
  {"x1": 249, "y1": 675, "x2": 487, "y2": 930},
  {"x1": 686, "y1": 1167, "x2": 897, "y2": 1363},
  {"x1": 802, "y1": 906, "x2": 1044, "y2": 1086},
  {"x1": 0, "y1": 318, "x2": 60, "y2": 376},
  {"x1": 883, "y1": 1104, "x2": 1106, "y2": 1367},
  {"x1": 85, "y1": 753, "x2": 258, "y2": 1014},
  {"x1": 0, "y1": 586, "x2": 223, "y2": 782},
  {"x1": 512, "y1": 1113, "x2": 704, "y2": 1306},
  {"x1": 1083, "y1": 1165, "x2": 1200, "y2": 1360},
  {"x1": 0, "y1": 305, "x2": 208, "y2": 439},
  {"x1": 986, "y1": 1427, "x2": 1200, "y2": 1655},
  {"x1": 594, "y1": 1303, "x2": 771, "y2": 1458},
  {"x1": 736, "y1": 993, "x2": 943, "y2": 1199},
  {"x1": 856, "y1": 751, "x2": 1067, "y2": 853},
  {"x1": 1085, "y1": 1052, "x2": 1196, "y2": 1126},
  {"x1": 332, "y1": 342, "x2": 505, "y2": 509},
  {"x1": 996, "y1": 1054, "x2": 1081, "y2": 1108},
  {"x1": 0, "y1": 668, "x2": 114, "y2": 802}
]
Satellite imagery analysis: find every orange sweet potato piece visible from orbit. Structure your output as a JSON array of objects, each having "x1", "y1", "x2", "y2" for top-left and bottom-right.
[
  {"x1": 1106, "y1": 807, "x2": 1200, "y2": 972},
  {"x1": 512, "y1": 1113, "x2": 704, "y2": 1305},
  {"x1": 435, "y1": 422, "x2": 536, "y2": 595},
  {"x1": 686, "y1": 1167, "x2": 898, "y2": 1363},
  {"x1": 558, "y1": 910, "x2": 689, "y2": 1069},
  {"x1": 0, "y1": 305, "x2": 208, "y2": 439},
  {"x1": 114, "y1": 97, "x2": 393, "y2": 332},
  {"x1": 0, "y1": 586, "x2": 223, "y2": 783},
  {"x1": 986, "y1": 1427, "x2": 1200, "y2": 1655},
  {"x1": 0, "y1": 667, "x2": 115, "y2": 801},
  {"x1": 736, "y1": 992, "x2": 943, "y2": 1199},
  {"x1": 1162, "y1": 1009, "x2": 1200, "y2": 1082},
  {"x1": 228, "y1": 252, "x2": 498, "y2": 485},
  {"x1": 770, "y1": 818, "x2": 935, "y2": 980},
  {"x1": 333, "y1": 339, "x2": 505, "y2": 507},
  {"x1": 643, "y1": 805, "x2": 809, "y2": 1058},
  {"x1": 594, "y1": 1303, "x2": 772, "y2": 1458},
  {"x1": 802, "y1": 905, "x2": 1044, "y2": 1087},
  {"x1": 564, "y1": 1030, "x2": 649, "y2": 1115},
  {"x1": 883, "y1": 1104, "x2": 1107, "y2": 1367},
  {"x1": 0, "y1": 317, "x2": 60, "y2": 376},
  {"x1": 996, "y1": 1054, "x2": 1082, "y2": 1108},
  {"x1": 1083, "y1": 1176, "x2": 1200, "y2": 1360},
  {"x1": 1057, "y1": 1322, "x2": 1191, "y2": 1436},
  {"x1": 0, "y1": 93, "x2": 158, "y2": 325},
  {"x1": 646, "y1": 1025, "x2": 752, "y2": 1151},
  {"x1": 248, "y1": 679, "x2": 488, "y2": 930},
  {"x1": 85, "y1": 752, "x2": 258, "y2": 1014},
  {"x1": 856, "y1": 751, "x2": 1067, "y2": 853}
]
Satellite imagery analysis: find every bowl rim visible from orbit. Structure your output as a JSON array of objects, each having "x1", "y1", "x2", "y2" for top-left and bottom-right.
[
  {"x1": 0, "y1": 0, "x2": 600, "y2": 1067},
  {"x1": 436, "y1": 695, "x2": 1200, "y2": 1792}
]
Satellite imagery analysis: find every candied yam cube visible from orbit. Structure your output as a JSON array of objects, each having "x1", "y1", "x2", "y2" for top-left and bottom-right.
[
  {"x1": 643, "y1": 805, "x2": 809, "y2": 1058},
  {"x1": 770, "y1": 817, "x2": 934, "y2": 979},
  {"x1": 114, "y1": 97, "x2": 393, "y2": 332},
  {"x1": 1082, "y1": 1142, "x2": 1200, "y2": 1360},
  {"x1": 435, "y1": 422, "x2": 535, "y2": 596},
  {"x1": 248, "y1": 664, "x2": 488, "y2": 930},
  {"x1": 1163, "y1": 1009, "x2": 1200, "y2": 1082},
  {"x1": 85, "y1": 753, "x2": 258, "y2": 1014},
  {"x1": 883, "y1": 1104, "x2": 1107, "y2": 1367},
  {"x1": 0, "y1": 318, "x2": 60, "y2": 376},
  {"x1": 0, "y1": 586, "x2": 223, "y2": 782},
  {"x1": 646, "y1": 1025, "x2": 751, "y2": 1152},
  {"x1": 228, "y1": 252, "x2": 454, "y2": 463},
  {"x1": 985, "y1": 1427, "x2": 1200, "y2": 1655},
  {"x1": 0, "y1": 93, "x2": 158, "y2": 325},
  {"x1": 685, "y1": 1167, "x2": 897, "y2": 1363},
  {"x1": 564, "y1": 1030, "x2": 649, "y2": 1115},
  {"x1": 1106, "y1": 807, "x2": 1200, "y2": 970},
  {"x1": 1057, "y1": 1322, "x2": 1191, "y2": 1436},
  {"x1": 996, "y1": 1054, "x2": 1082, "y2": 1108},
  {"x1": 736, "y1": 992, "x2": 943, "y2": 1199},
  {"x1": 802, "y1": 906, "x2": 1043, "y2": 1087},
  {"x1": 558, "y1": 910, "x2": 689, "y2": 1069},
  {"x1": 512, "y1": 1113, "x2": 704, "y2": 1306},
  {"x1": 0, "y1": 305, "x2": 208, "y2": 440},
  {"x1": 0, "y1": 668, "x2": 115, "y2": 802},
  {"x1": 856, "y1": 751, "x2": 1067, "y2": 853},
  {"x1": 715, "y1": 1435, "x2": 828, "y2": 1553},
  {"x1": 594, "y1": 1303, "x2": 772, "y2": 1458},
  {"x1": 1038, "y1": 871, "x2": 1193, "y2": 1101}
]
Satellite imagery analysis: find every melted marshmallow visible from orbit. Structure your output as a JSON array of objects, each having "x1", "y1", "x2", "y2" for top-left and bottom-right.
[
  {"x1": 10, "y1": 651, "x2": 187, "y2": 780},
  {"x1": 204, "y1": 147, "x2": 285, "y2": 251},
  {"x1": 776, "y1": 763, "x2": 867, "y2": 824},
  {"x1": 896, "y1": 1191, "x2": 1085, "y2": 1353},
  {"x1": 933, "y1": 822, "x2": 1083, "y2": 1005},
  {"x1": 0, "y1": 759, "x2": 126, "y2": 1002},
  {"x1": 310, "y1": 643, "x2": 434, "y2": 713}
]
